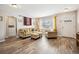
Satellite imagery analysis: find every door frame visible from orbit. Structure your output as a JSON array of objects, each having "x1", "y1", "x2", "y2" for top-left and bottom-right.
[
  {"x1": 61, "y1": 11, "x2": 77, "y2": 38},
  {"x1": 6, "y1": 16, "x2": 17, "y2": 38}
]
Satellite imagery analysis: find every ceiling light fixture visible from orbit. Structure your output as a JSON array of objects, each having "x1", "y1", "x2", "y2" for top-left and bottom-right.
[
  {"x1": 10, "y1": 4, "x2": 17, "y2": 8},
  {"x1": 64, "y1": 8, "x2": 69, "y2": 10},
  {"x1": 64, "y1": 7, "x2": 70, "y2": 12},
  {"x1": 12, "y1": 4, "x2": 17, "y2": 8},
  {"x1": 9, "y1": 4, "x2": 21, "y2": 9}
]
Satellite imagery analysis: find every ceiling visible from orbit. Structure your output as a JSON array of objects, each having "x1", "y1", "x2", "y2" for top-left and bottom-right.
[{"x1": 0, "y1": 4, "x2": 79, "y2": 18}]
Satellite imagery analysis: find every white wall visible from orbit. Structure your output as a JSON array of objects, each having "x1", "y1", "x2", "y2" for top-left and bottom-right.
[
  {"x1": 0, "y1": 16, "x2": 6, "y2": 42},
  {"x1": 56, "y1": 15, "x2": 62, "y2": 36},
  {"x1": 77, "y1": 10, "x2": 79, "y2": 32}
]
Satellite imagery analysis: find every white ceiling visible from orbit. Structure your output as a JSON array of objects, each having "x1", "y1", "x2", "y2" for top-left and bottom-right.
[{"x1": 0, "y1": 4, "x2": 79, "y2": 18}]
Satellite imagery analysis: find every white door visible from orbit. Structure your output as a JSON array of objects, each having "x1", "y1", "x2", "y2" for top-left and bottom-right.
[
  {"x1": 61, "y1": 12, "x2": 76, "y2": 38},
  {"x1": 8, "y1": 17, "x2": 16, "y2": 37}
]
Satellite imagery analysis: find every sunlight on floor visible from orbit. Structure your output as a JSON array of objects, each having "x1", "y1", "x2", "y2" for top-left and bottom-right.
[{"x1": 30, "y1": 35, "x2": 59, "y2": 54}]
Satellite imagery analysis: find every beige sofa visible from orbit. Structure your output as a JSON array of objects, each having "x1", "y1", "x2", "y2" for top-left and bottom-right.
[
  {"x1": 18, "y1": 28, "x2": 32, "y2": 38},
  {"x1": 18, "y1": 28, "x2": 42, "y2": 39}
]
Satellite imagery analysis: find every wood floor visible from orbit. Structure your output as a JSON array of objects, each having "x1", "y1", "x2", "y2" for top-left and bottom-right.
[{"x1": 0, "y1": 35, "x2": 79, "y2": 54}]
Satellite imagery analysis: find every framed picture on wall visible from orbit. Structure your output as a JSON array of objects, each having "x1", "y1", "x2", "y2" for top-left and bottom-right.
[
  {"x1": 0, "y1": 16, "x2": 3, "y2": 21},
  {"x1": 24, "y1": 17, "x2": 32, "y2": 26}
]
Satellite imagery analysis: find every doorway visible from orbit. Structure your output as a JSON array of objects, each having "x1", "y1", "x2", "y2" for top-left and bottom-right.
[
  {"x1": 61, "y1": 12, "x2": 77, "y2": 38},
  {"x1": 6, "y1": 16, "x2": 17, "y2": 38},
  {"x1": 57, "y1": 11, "x2": 77, "y2": 38}
]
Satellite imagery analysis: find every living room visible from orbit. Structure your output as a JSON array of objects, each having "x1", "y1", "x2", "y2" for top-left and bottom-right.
[{"x1": 0, "y1": 4, "x2": 79, "y2": 54}]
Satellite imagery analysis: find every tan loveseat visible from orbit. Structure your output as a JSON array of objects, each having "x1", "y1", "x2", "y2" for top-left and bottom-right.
[
  {"x1": 18, "y1": 28, "x2": 32, "y2": 38},
  {"x1": 46, "y1": 32, "x2": 57, "y2": 39}
]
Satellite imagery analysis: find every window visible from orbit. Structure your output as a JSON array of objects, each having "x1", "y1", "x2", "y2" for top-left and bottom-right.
[{"x1": 42, "y1": 19, "x2": 52, "y2": 28}]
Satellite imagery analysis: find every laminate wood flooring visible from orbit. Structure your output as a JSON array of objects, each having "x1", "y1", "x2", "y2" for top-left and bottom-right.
[{"x1": 0, "y1": 35, "x2": 79, "y2": 54}]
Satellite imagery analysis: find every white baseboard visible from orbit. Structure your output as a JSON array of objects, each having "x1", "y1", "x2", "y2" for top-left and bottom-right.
[
  {"x1": 57, "y1": 35, "x2": 76, "y2": 39},
  {"x1": 0, "y1": 39, "x2": 5, "y2": 42},
  {"x1": 16, "y1": 35, "x2": 19, "y2": 38}
]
